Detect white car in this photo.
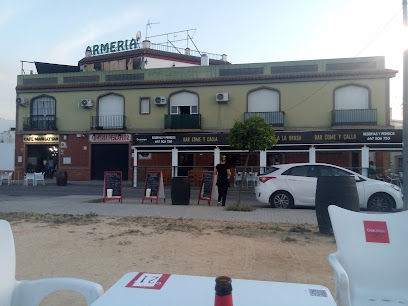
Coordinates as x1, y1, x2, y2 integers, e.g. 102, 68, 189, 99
255, 163, 403, 212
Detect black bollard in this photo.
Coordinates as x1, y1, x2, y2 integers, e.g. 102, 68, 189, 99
315, 176, 360, 235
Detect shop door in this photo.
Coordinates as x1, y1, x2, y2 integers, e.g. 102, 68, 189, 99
91, 144, 129, 180
26, 144, 58, 177
352, 151, 360, 173
178, 153, 194, 176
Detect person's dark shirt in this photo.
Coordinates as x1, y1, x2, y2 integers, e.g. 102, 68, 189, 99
216, 163, 230, 187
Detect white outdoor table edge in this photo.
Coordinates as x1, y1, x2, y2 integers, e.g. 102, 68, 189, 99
91, 272, 335, 306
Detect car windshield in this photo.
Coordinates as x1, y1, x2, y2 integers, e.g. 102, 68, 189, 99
260, 166, 280, 175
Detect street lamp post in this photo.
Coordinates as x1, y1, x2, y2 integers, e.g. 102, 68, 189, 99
403, 0, 408, 209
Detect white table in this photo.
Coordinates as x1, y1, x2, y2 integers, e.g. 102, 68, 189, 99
92, 272, 336, 306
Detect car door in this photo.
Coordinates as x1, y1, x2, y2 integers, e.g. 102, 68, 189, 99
316, 165, 365, 206
282, 165, 318, 205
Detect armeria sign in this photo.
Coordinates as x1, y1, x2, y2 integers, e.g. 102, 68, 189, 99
86, 38, 138, 56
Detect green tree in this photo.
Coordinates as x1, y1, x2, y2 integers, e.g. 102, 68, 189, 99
229, 115, 277, 205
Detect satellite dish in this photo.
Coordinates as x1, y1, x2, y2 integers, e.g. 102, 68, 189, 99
136, 31, 141, 41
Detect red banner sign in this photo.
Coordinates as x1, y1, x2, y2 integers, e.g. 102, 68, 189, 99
363, 221, 389, 243
89, 134, 131, 142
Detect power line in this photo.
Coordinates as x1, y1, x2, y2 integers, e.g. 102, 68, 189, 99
357, 8, 402, 56
283, 7, 402, 114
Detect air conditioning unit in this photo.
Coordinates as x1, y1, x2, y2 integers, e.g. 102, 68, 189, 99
80, 98, 93, 108
154, 96, 167, 105
216, 92, 229, 102
16, 97, 28, 106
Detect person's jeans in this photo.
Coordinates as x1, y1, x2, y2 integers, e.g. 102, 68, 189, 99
217, 186, 228, 206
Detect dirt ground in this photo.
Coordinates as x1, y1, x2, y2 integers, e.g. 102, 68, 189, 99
3, 213, 337, 305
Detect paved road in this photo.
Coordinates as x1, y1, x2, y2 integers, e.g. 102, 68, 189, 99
0, 181, 318, 225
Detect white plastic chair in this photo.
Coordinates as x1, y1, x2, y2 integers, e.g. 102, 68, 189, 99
0, 172, 12, 186
328, 205, 408, 306
246, 171, 258, 188
23, 173, 35, 186
34, 172, 45, 185
234, 172, 243, 187
0, 220, 104, 306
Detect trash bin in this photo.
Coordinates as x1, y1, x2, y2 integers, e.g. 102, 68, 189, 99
315, 176, 359, 235
56, 171, 68, 186
171, 176, 190, 205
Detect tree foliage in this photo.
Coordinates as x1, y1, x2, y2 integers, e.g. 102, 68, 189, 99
229, 116, 277, 152
228, 115, 277, 206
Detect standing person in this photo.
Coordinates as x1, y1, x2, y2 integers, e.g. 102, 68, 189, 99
215, 155, 232, 206
368, 161, 376, 179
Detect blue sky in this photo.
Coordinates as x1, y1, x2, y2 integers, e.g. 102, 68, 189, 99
0, 0, 404, 121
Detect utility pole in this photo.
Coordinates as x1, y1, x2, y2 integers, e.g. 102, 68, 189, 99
403, 0, 408, 209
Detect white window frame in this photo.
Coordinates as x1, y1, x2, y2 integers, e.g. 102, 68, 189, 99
169, 91, 198, 115
171, 105, 178, 115
140, 98, 150, 114
248, 88, 280, 112
334, 85, 369, 110
98, 94, 124, 127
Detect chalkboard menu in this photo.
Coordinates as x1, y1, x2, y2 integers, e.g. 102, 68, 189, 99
103, 171, 123, 203
202, 172, 213, 198
145, 171, 160, 197
198, 171, 215, 205
142, 171, 166, 204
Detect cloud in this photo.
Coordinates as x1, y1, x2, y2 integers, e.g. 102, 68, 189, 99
0, 0, 45, 28
46, 10, 145, 64
0, 8, 15, 27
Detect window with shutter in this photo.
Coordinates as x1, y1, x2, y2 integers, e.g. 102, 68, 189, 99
98, 94, 124, 128
140, 98, 150, 114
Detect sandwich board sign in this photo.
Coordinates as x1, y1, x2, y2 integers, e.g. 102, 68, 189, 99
142, 171, 166, 204
198, 171, 217, 205
103, 171, 123, 203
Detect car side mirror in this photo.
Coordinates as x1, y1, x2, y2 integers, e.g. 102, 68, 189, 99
354, 175, 364, 182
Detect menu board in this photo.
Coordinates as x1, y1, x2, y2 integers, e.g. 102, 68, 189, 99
103, 171, 123, 203
202, 172, 213, 198
146, 172, 160, 197
142, 171, 166, 204
198, 171, 215, 205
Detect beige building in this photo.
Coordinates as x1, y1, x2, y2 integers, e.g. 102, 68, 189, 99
14, 40, 401, 183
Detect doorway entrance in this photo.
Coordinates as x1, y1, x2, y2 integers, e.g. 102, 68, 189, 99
91, 144, 129, 180
26, 144, 58, 178
178, 153, 194, 176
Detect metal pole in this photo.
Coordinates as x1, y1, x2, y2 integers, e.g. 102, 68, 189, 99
403, 0, 408, 209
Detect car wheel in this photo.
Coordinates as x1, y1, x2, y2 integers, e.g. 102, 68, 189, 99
367, 194, 393, 212
269, 191, 293, 209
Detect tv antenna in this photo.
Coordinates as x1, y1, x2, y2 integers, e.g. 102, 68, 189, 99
148, 29, 198, 53
135, 30, 142, 47
145, 19, 160, 40
136, 31, 141, 41
20, 60, 35, 75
